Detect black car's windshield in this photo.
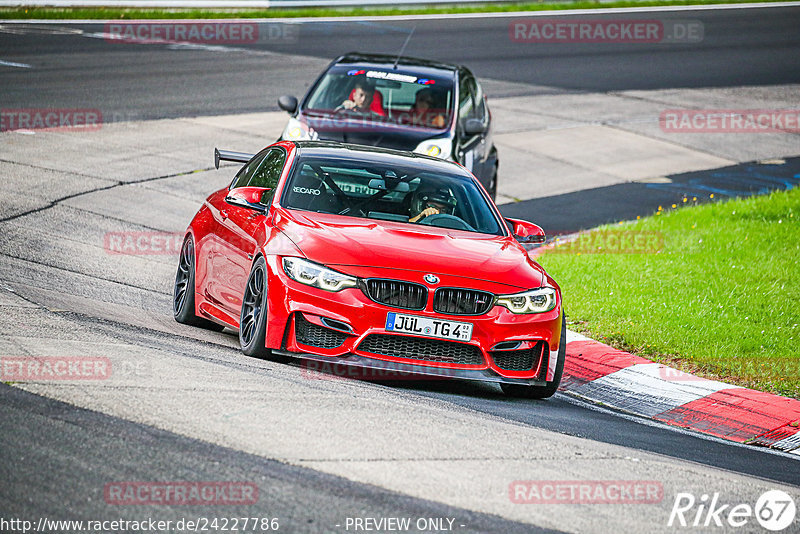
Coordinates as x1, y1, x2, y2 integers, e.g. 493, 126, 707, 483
304, 66, 454, 130
282, 155, 503, 236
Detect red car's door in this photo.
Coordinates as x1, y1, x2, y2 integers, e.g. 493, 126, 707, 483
202, 150, 268, 321
210, 147, 287, 322
208, 199, 256, 320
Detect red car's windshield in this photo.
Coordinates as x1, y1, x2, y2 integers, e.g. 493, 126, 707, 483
282, 155, 503, 236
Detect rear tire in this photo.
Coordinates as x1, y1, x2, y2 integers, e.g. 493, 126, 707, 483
239, 257, 273, 359
173, 236, 225, 331
501, 315, 566, 399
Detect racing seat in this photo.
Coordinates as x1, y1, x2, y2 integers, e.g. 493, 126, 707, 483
290, 170, 340, 213
348, 88, 386, 116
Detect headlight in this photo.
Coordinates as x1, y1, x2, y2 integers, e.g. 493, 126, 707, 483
281, 117, 316, 141
413, 139, 452, 160
496, 287, 557, 314
282, 257, 357, 292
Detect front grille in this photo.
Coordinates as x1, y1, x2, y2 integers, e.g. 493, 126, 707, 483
433, 288, 495, 315
357, 334, 483, 365
295, 314, 350, 349
363, 279, 427, 310
490, 342, 545, 372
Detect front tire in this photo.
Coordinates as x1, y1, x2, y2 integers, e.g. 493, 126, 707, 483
501, 315, 566, 399
173, 236, 224, 331
239, 256, 272, 358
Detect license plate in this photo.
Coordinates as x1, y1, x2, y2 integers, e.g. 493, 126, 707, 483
385, 312, 472, 342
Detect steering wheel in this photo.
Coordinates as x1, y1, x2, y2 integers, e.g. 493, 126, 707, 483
418, 213, 475, 232
334, 105, 368, 116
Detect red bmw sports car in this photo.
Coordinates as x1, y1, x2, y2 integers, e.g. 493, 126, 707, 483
174, 140, 565, 398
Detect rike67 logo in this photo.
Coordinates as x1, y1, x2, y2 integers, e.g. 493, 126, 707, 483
669, 490, 796, 531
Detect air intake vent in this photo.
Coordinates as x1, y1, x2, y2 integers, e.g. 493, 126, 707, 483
295, 314, 350, 349
358, 334, 483, 365
490, 342, 545, 372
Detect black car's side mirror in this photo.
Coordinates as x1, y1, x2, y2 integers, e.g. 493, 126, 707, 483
278, 95, 298, 114
464, 118, 486, 136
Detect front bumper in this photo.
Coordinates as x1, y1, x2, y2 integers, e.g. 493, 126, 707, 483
264, 256, 562, 384
276, 350, 551, 386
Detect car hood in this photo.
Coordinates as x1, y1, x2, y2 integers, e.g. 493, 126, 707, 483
277, 210, 545, 292
300, 111, 445, 152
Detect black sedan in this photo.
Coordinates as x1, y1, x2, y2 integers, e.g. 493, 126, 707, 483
277, 53, 499, 199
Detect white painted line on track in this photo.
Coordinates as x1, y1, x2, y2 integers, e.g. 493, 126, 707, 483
621, 362, 740, 394
1, 2, 799, 23
571, 362, 738, 417
0, 59, 31, 68
565, 329, 591, 343
558, 391, 800, 462
1, 26, 285, 56
771, 433, 800, 453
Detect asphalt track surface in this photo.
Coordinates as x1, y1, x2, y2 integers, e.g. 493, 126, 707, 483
2, 5, 800, 533
1, 6, 800, 120
0, 383, 551, 534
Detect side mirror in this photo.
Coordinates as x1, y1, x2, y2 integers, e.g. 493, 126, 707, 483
226, 186, 271, 212
506, 218, 545, 245
464, 118, 486, 136
278, 95, 298, 114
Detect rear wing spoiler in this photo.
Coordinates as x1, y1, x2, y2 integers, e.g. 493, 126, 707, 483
214, 148, 254, 169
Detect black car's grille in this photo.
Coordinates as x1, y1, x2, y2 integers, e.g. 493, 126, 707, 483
295, 314, 350, 349
490, 342, 545, 372
363, 279, 427, 310
357, 334, 484, 366
433, 288, 495, 316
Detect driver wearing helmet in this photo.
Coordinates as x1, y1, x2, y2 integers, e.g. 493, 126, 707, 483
409, 186, 457, 223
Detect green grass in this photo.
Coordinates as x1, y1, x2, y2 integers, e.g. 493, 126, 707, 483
538, 188, 800, 399
0, 0, 788, 20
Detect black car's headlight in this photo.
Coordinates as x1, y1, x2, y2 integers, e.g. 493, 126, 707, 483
413, 139, 452, 160
496, 287, 557, 314
281, 117, 317, 141
282, 257, 357, 292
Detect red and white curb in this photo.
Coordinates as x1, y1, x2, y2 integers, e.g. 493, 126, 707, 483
560, 330, 800, 454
